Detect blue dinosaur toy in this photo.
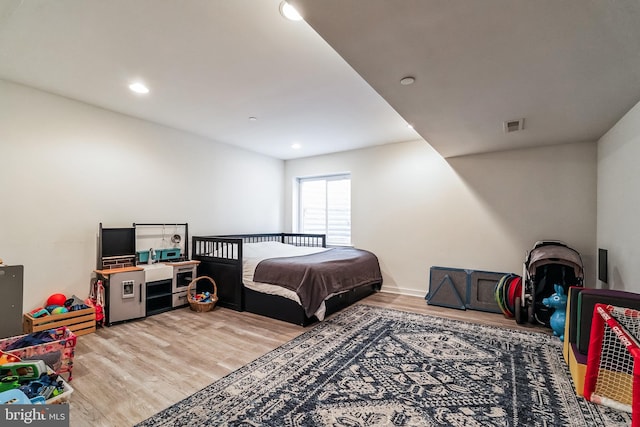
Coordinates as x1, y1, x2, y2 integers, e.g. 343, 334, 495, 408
542, 284, 567, 341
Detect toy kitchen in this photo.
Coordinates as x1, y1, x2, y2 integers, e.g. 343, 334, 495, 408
95, 223, 199, 325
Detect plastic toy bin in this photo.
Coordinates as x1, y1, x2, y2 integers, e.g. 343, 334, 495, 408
137, 250, 151, 263
0, 327, 77, 381
46, 371, 74, 404
156, 248, 181, 261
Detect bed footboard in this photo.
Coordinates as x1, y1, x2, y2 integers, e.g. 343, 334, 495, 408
192, 236, 244, 310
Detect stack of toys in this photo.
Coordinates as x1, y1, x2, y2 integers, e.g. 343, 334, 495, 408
0, 358, 68, 405
0, 327, 77, 381
193, 291, 213, 303
29, 293, 90, 319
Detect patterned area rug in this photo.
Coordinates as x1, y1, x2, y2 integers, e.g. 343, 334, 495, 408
136, 305, 630, 426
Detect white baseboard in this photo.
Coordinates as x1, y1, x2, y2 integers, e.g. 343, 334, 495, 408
379, 287, 426, 298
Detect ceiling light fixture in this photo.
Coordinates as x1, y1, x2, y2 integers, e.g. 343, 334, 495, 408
249, 116, 257, 121
291, 143, 301, 149
129, 82, 149, 94
279, 1, 303, 21
407, 124, 414, 129
400, 76, 415, 86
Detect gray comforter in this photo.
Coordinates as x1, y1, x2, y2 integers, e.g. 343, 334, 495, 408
253, 247, 382, 317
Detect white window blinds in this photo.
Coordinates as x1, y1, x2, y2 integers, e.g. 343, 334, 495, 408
298, 174, 351, 246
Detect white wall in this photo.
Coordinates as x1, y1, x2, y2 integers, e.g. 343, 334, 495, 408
1, 77, 603, 311
285, 140, 597, 296
0, 80, 284, 311
597, 99, 640, 292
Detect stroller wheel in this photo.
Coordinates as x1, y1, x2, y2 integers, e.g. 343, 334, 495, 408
514, 296, 524, 324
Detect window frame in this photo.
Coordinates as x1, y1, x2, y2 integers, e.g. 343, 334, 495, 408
296, 173, 351, 247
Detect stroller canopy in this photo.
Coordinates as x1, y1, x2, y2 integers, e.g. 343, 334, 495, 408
525, 241, 584, 279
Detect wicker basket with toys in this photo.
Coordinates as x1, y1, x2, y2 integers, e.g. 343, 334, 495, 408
187, 276, 218, 312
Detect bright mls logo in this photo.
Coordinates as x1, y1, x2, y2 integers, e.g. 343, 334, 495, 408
2, 405, 68, 426
5, 407, 46, 423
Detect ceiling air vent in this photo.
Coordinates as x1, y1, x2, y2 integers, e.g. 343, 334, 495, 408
504, 118, 525, 133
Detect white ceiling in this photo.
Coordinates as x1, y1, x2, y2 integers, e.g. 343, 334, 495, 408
291, 0, 640, 158
0, 0, 418, 160
2, 1, 639, 160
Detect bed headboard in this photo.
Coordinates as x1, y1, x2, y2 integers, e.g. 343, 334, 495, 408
191, 233, 326, 263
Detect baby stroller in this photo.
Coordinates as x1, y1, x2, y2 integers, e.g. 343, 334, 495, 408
515, 240, 584, 325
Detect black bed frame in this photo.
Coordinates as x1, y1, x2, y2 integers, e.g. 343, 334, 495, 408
191, 233, 381, 326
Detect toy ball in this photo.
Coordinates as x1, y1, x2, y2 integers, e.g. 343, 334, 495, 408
46, 293, 67, 307
51, 306, 68, 315
45, 305, 60, 313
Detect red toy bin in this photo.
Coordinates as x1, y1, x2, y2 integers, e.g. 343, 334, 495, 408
0, 326, 77, 381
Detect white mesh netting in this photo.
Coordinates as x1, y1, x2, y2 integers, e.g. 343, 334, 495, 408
590, 305, 640, 413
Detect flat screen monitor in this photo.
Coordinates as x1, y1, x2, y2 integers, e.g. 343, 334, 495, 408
598, 248, 608, 283
101, 227, 136, 258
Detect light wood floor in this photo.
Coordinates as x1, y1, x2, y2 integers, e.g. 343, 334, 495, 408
68, 293, 549, 427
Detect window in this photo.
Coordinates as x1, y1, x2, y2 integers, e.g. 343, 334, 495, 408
297, 174, 351, 246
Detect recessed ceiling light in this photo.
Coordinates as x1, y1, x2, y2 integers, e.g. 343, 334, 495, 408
249, 116, 257, 121
279, 1, 303, 21
400, 76, 415, 86
291, 143, 301, 149
129, 82, 149, 94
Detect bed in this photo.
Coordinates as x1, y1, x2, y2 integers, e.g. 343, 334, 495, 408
191, 233, 382, 326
